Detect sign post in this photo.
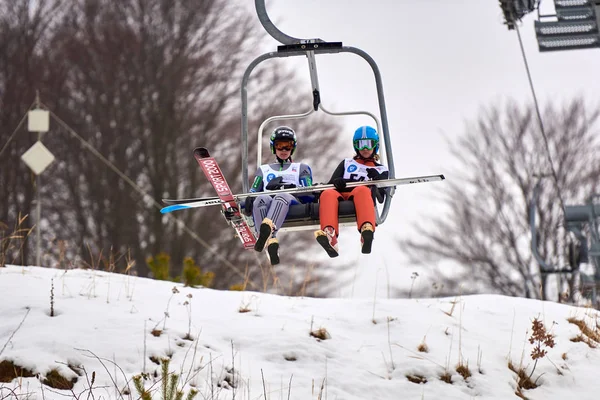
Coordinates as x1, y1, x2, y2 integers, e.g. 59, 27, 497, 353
22, 108, 52, 266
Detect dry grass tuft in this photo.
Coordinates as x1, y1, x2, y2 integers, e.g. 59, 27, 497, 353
456, 363, 471, 380
507, 316, 556, 397
43, 368, 76, 390
0, 360, 35, 383
508, 360, 537, 391
68, 363, 83, 377
561, 352, 568, 360
515, 386, 529, 400
310, 327, 331, 341
406, 374, 427, 384
238, 306, 251, 313
0, 215, 33, 268
150, 329, 162, 337
439, 370, 452, 384
570, 334, 596, 348
567, 316, 600, 347
149, 355, 160, 365
443, 298, 459, 317
238, 295, 257, 314
417, 342, 429, 353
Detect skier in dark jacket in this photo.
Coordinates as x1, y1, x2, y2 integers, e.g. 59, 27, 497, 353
243, 126, 313, 265
315, 126, 388, 257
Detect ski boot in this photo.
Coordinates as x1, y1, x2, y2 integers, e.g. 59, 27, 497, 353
267, 238, 280, 265
315, 226, 339, 258
254, 218, 275, 252
360, 222, 374, 254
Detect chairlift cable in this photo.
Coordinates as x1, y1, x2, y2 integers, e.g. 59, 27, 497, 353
513, 15, 566, 215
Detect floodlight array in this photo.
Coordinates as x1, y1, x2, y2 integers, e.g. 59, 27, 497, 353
536, 20, 597, 34
556, 7, 595, 19
555, 0, 591, 7
538, 35, 600, 50
535, 0, 600, 51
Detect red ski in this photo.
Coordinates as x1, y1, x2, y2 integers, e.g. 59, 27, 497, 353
193, 147, 256, 250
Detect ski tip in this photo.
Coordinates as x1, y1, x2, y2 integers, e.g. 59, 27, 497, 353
193, 147, 210, 158
440, 174, 446, 180
160, 204, 191, 214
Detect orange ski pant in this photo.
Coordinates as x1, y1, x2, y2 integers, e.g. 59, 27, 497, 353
319, 185, 375, 235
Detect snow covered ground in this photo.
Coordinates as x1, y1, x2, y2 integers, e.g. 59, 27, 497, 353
1, 265, 599, 400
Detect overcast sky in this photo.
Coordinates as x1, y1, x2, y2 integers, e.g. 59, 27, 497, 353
242, 0, 600, 297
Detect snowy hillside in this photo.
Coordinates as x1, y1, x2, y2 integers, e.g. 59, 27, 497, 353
1, 265, 599, 400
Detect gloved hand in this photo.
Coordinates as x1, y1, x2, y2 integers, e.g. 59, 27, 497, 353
371, 186, 386, 204
266, 176, 284, 190
332, 177, 347, 190
367, 168, 383, 180
243, 196, 255, 216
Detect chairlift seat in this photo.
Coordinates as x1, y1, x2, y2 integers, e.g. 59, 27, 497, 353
278, 200, 360, 232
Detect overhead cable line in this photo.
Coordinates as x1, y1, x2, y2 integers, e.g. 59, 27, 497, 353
513, 15, 567, 215
0, 99, 37, 157
5, 100, 262, 289
45, 104, 263, 289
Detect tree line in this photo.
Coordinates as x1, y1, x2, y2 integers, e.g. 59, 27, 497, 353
0, 0, 347, 294
5, 1, 594, 303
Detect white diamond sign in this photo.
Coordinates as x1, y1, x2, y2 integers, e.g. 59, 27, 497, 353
21, 141, 55, 175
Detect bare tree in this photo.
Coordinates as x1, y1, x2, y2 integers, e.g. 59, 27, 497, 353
1, 0, 347, 294
0, 0, 67, 265
400, 98, 600, 300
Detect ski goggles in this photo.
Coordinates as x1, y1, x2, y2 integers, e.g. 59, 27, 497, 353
354, 139, 378, 150
274, 141, 294, 151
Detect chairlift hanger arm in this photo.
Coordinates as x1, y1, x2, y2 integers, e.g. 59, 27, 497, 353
255, 0, 324, 45
246, 0, 396, 225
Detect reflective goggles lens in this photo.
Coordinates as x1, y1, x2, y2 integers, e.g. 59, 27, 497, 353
354, 139, 377, 150
274, 141, 294, 151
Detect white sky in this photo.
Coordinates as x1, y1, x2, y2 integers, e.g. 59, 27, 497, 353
242, 0, 600, 296
1, 265, 600, 400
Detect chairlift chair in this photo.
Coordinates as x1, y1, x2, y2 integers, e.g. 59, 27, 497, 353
242, 0, 396, 232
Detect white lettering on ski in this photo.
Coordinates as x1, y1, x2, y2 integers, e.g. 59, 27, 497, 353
202, 160, 231, 196
239, 228, 253, 243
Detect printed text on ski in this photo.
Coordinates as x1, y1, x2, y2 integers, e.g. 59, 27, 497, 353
201, 159, 231, 196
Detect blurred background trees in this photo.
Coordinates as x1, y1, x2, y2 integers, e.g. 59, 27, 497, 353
0, 0, 346, 294
400, 98, 600, 301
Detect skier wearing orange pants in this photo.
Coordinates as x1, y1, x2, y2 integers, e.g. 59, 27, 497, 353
315, 126, 389, 257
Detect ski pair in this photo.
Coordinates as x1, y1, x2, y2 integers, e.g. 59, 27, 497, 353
193, 147, 256, 250
194, 147, 280, 261
160, 174, 446, 214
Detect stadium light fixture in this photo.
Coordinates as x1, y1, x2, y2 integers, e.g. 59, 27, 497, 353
534, 0, 600, 51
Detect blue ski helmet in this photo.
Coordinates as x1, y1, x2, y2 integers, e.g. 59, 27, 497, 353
352, 126, 379, 154
270, 126, 297, 155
